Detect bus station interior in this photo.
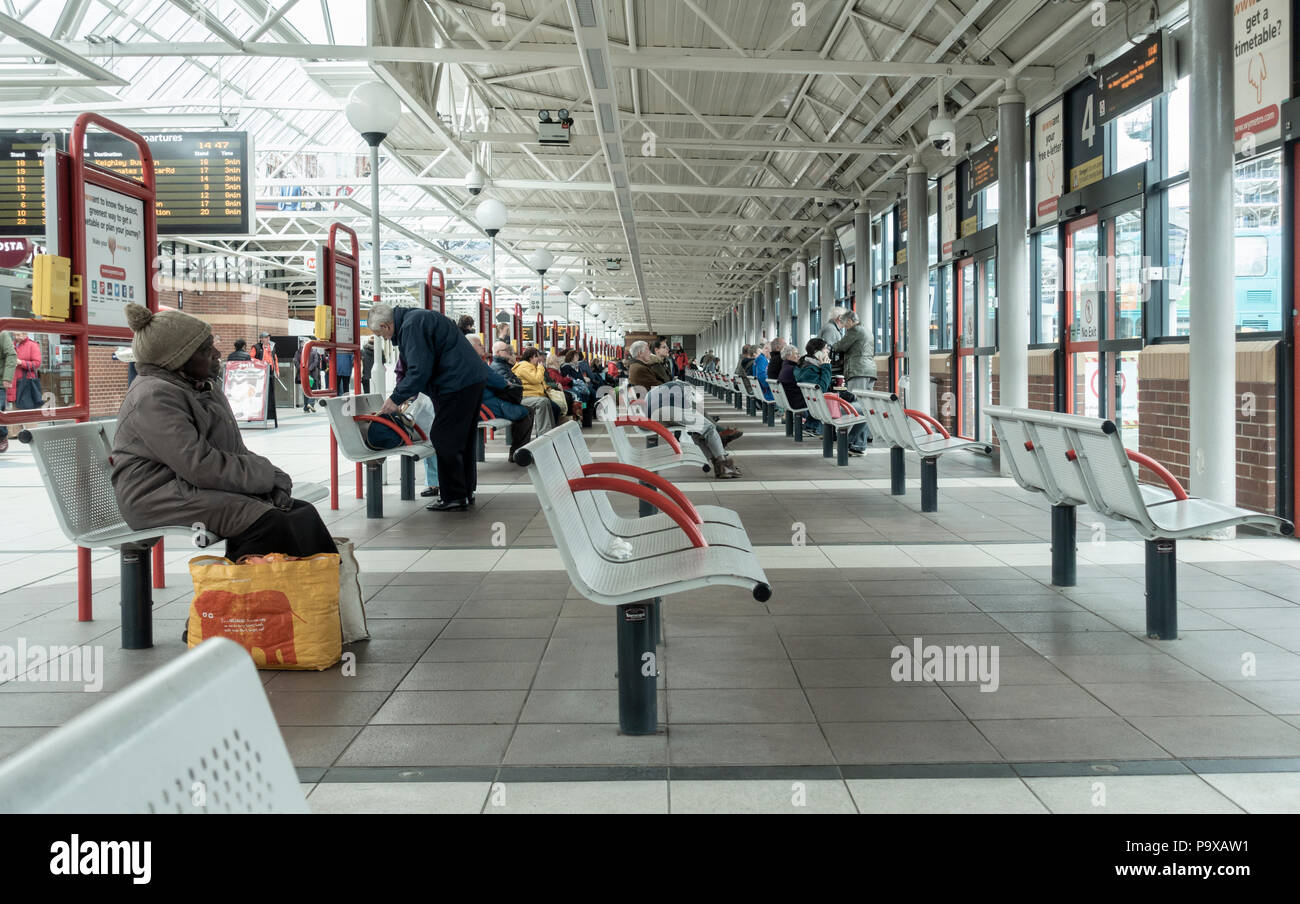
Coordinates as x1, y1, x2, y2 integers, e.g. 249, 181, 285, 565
1, 0, 1300, 815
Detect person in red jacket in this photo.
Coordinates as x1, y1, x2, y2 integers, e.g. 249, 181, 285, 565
7, 331, 42, 411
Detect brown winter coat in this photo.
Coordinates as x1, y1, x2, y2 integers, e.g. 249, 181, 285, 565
111, 363, 279, 537
628, 354, 670, 390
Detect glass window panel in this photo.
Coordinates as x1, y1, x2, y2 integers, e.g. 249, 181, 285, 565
983, 182, 999, 229
1166, 181, 1190, 335
1167, 76, 1190, 177
1114, 100, 1153, 171
1038, 230, 1059, 342
941, 266, 953, 349
1233, 151, 1283, 332
1112, 210, 1143, 340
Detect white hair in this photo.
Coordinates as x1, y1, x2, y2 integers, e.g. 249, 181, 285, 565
781, 345, 800, 361
628, 340, 649, 357
827, 305, 847, 324
368, 303, 394, 328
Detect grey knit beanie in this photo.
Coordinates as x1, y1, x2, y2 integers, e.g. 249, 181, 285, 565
125, 303, 211, 371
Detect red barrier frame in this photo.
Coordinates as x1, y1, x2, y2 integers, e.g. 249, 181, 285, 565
424, 266, 445, 314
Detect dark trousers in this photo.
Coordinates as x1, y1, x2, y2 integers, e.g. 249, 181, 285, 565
265, 375, 278, 426
509, 412, 534, 453
224, 499, 337, 562
336, 375, 351, 395
432, 381, 485, 501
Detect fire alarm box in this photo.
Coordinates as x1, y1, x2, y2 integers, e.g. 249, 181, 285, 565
313, 304, 332, 339
32, 254, 78, 322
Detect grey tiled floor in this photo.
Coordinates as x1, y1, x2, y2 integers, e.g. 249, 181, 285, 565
2, 394, 1300, 813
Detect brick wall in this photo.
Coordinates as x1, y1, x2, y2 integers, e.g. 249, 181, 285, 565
1138, 341, 1279, 515
80, 277, 289, 419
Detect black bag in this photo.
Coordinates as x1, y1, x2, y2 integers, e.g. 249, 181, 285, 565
498, 381, 524, 405
836, 389, 857, 404
829, 351, 845, 377
366, 412, 418, 450
14, 375, 42, 411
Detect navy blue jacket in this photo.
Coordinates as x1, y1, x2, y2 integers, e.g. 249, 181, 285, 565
482, 358, 528, 421
390, 307, 489, 405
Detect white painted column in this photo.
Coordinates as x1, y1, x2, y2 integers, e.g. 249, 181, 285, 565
907, 164, 931, 412
779, 267, 791, 345
854, 206, 869, 315
1188, 0, 1236, 509
997, 85, 1029, 423
819, 228, 836, 318
795, 251, 811, 347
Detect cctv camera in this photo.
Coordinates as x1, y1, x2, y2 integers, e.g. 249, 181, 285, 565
927, 113, 957, 154
465, 165, 486, 195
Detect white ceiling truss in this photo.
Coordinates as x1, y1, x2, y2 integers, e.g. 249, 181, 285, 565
0, 1, 1174, 333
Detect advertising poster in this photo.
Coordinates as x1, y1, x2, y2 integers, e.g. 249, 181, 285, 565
223, 359, 269, 423
1033, 99, 1064, 224
333, 260, 354, 344
1233, 0, 1290, 151
940, 171, 957, 258
84, 183, 145, 329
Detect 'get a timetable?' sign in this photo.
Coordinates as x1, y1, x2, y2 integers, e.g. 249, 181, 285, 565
1234, 0, 1290, 152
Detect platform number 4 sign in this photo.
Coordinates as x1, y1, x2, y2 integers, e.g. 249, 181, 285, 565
1080, 93, 1097, 149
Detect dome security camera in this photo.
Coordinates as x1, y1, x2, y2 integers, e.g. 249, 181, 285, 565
927, 112, 957, 154
465, 165, 486, 196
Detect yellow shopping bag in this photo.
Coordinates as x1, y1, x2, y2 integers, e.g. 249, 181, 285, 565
187, 554, 342, 670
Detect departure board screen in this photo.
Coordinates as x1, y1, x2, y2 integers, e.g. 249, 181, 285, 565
0, 132, 49, 235
0, 130, 251, 236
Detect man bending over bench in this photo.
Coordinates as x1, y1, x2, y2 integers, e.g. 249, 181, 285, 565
111, 304, 336, 561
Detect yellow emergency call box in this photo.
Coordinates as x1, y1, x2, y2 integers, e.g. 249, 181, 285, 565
31, 254, 78, 322
313, 304, 333, 339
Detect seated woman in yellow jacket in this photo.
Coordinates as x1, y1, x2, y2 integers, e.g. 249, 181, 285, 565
511, 346, 563, 433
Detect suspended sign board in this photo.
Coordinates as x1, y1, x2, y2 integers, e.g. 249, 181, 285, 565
84, 183, 146, 329
1234, 0, 1290, 152
1096, 32, 1164, 126
1033, 99, 1064, 225
0, 130, 251, 236
940, 171, 957, 258
969, 141, 998, 194
958, 159, 978, 239
1065, 76, 1105, 193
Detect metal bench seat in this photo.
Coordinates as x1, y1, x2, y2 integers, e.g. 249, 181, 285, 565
321, 394, 435, 517
799, 382, 869, 466
516, 422, 770, 607
770, 383, 808, 443
321, 393, 435, 464
556, 422, 750, 548
0, 637, 307, 813
602, 416, 712, 473
862, 389, 990, 510
515, 421, 770, 736
23, 419, 326, 648
984, 405, 1292, 639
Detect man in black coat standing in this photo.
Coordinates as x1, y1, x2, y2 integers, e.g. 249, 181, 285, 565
370, 303, 488, 512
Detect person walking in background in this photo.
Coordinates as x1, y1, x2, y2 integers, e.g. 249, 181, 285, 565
227, 338, 251, 362
335, 348, 354, 395
8, 331, 42, 413
252, 331, 279, 424
752, 341, 773, 403
361, 336, 375, 395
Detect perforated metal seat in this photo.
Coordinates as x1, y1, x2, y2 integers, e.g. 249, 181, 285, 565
0, 638, 307, 813
515, 421, 770, 607
601, 417, 712, 473
320, 394, 435, 464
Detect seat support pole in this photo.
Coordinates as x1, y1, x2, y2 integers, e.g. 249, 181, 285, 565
639, 436, 658, 517
77, 546, 92, 622
152, 541, 166, 589
784, 409, 794, 437
475, 428, 486, 462
794, 413, 804, 443
746, 395, 755, 417
837, 427, 849, 466
1050, 504, 1077, 587
920, 457, 938, 512
120, 547, 153, 650
581, 400, 594, 429
365, 461, 383, 519
822, 423, 834, 458
399, 456, 415, 500
616, 601, 657, 735
890, 446, 905, 495
1145, 538, 1178, 640
734, 390, 742, 411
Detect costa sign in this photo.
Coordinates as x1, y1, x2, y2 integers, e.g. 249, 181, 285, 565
0, 237, 34, 268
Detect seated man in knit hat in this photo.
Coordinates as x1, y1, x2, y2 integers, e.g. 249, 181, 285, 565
111, 303, 336, 563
